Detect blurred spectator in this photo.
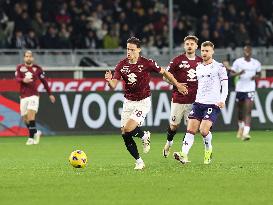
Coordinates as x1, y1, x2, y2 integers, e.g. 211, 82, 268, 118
31, 12, 46, 37
11, 30, 26, 48
234, 24, 250, 46
40, 25, 60, 48
174, 21, 188, 46
25, 29, 40, 49
103, 30, 119, 49
58, 25, 72, 48
84, 29, 99, 49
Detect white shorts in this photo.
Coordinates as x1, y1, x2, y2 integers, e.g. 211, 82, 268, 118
20, 95, 39, 116
121, 97, 151, 127
169, 101, 192, 126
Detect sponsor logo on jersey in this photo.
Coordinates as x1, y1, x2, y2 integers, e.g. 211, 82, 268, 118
121, 66, 130, 74
20, 67, 28, 72
179, 61, 190, 69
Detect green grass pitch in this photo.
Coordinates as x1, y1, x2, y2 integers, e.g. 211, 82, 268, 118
1, 131, 273, 205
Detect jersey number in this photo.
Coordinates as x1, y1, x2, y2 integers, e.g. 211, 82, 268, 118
207, 108, 213, 114
135, 110, 143, 117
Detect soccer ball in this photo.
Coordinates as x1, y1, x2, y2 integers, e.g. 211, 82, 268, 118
69, 150, 88, 168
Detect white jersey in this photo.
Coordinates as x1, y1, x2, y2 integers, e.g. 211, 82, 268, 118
232, 57, 261, 92
195, 59, 228, 104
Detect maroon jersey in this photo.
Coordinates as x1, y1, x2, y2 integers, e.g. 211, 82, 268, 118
15, 64, 51, 98
113, 56, 161, 101
167, 54, 202, 103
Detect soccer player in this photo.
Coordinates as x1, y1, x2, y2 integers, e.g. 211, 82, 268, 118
15, 50, 55, 145
105, 37, 188, 170
231, 45, 261, 140
162, 35, 202, 157
173, 41, 228, 164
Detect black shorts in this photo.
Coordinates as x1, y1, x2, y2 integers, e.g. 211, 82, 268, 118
236, 92, 255, 102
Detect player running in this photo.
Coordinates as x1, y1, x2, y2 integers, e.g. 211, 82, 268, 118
162, 35, 202, 157
15, 50, 55, 145
173, 41, 228, 164
105, 37, 188, 170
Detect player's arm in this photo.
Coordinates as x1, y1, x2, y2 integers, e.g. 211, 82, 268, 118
217, 79, 228, 108
163, 60, 175, 84
251, 71, 261, 80
159, 68, 188, 95
230, 69, 245, 77
217, 65, 229, 108
105, 70, 119, 89
38, 69, 55, 103
230, 60, 245, 77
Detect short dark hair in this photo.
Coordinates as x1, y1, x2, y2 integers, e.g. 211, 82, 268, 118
201, 41, 214, 48
184, 35, 199, 44
127, 37, 141, 48
24, 50, 33, 56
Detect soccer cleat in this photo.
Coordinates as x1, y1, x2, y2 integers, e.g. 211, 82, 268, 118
134, 161, 145, 170
142, 131, 151, 153
242, 134, 251, 141
26, 138, 34, 145
163, 143, 171, 158
34, 130, 42, 145
236, 128, 243, 139
173, 152, 189, 164
204, 149, 212, 164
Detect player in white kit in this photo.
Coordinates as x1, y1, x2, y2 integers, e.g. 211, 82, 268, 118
173, 41, 229, 164
231, 45, 261, 140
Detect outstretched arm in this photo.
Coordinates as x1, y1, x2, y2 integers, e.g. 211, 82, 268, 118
159, 68, 188, 95
39, 70, 55, 103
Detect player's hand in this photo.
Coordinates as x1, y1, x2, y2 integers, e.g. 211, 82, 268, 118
239, 70, 245, 75
105, 70, 112, 82
177, 83, 188, 95
216, 102, 225, 108
23, 78, 33, 83
49, 95, 56, 103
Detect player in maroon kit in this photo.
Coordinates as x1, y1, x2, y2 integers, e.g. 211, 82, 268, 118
105, 37, 188, 170
162, 35, 202, 157
15, 50, 55, 145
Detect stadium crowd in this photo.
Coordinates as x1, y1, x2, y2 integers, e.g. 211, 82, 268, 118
0, 0, 272, 49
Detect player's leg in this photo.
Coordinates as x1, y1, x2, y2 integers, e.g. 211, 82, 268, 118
26, 96, 41, 145
236, 93, 245, 139
173, 119, 200, 164
242, 96, 254, 140
173, 103, 201, 164
20, 97, 33, 145
120, 98, 151, 170
200, 105, 220, 164
163, 102, 183, 157
182, 104, 193, 126
200, 120, 213, 164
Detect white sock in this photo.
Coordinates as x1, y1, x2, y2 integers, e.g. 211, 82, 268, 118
167, 140, 173, 147
181, 133, 194, 155
243, 126, 250, 136
203, 132, 212, 151
136, 157, 143, 164
238, 121, 245, 129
